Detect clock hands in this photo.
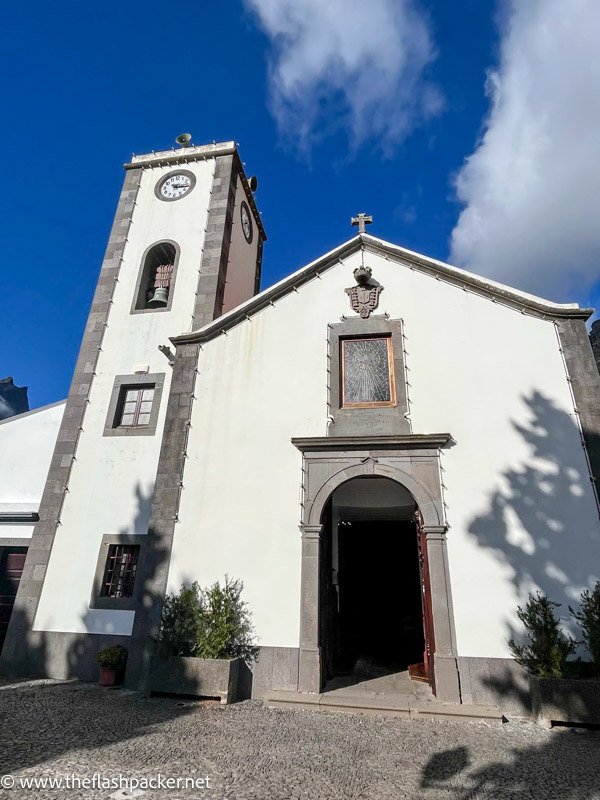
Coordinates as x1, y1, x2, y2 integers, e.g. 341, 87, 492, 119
158, 172, 195, 200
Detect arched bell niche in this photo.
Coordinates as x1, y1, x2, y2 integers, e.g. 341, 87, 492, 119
131, 240, 180, 313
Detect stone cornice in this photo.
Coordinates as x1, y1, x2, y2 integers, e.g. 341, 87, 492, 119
291, 434, 452, 452
125, 141, 236, 170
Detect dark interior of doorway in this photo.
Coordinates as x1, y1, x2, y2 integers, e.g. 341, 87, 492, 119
323, 520, 424, 685
0, 547, 28, 655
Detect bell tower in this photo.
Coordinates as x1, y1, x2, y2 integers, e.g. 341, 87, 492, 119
0, 137, 266, 679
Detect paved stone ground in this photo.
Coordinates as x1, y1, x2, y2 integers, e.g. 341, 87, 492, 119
0, 679, 599, 800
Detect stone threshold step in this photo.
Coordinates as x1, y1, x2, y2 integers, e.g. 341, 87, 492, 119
265, 690, 504, 724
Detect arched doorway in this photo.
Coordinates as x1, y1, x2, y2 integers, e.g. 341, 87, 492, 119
294, 436, 461, 703
319, 477, 432, 691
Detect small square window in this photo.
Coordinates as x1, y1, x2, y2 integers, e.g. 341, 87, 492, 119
341, 336, 396, 408
103, 373, 164, 437
116, 385, 155, 428
100, 544, 140, 599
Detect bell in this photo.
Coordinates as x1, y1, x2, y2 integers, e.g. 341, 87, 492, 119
147, 286, 169, 308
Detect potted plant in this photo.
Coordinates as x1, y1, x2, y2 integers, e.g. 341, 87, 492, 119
509, 588, 600, 725
151, 577, 257, 703
96, 645, 128, 687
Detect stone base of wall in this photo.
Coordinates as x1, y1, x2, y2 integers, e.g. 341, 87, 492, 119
457, 656, 531, 716
251, 647, 300, 699
2, 635, 533, 719
0, 630, 130, 683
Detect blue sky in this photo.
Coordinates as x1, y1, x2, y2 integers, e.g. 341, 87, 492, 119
2, 0, 599, 409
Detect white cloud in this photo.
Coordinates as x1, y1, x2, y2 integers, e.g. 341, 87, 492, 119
450, 0, 600, 301
245, 0, 441, 153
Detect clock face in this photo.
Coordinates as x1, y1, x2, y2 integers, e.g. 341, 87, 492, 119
156, 170, 196, 201
240, 201, 253, 244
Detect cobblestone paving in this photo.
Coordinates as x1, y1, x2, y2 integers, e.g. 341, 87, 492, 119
0, 679, 599, 799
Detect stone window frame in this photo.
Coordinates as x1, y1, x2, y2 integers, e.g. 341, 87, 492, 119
130, 239, 181, 315
103, 373, 165, 438
90, 533, 145, 611
328, 316, 410, 436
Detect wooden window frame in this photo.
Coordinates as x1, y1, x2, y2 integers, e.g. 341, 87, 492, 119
116, 385, 155, 429
103, 373, 165, 438
340, 334, 397, 409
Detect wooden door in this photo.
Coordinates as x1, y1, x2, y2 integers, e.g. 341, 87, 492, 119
409, 510, 435, 689
0, 547, 27, 654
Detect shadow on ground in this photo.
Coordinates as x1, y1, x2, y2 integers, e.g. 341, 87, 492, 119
421, 732, 600, 799
0, 680, 199, 777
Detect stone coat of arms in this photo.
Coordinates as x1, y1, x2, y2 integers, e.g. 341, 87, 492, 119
345, 266, 383, 318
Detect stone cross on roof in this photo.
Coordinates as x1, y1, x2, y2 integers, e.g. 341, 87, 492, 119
351, 213, 373, 234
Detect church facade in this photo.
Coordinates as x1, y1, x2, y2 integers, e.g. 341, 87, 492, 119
1, 139, 600, 714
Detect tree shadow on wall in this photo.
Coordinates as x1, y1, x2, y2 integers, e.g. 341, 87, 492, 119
0, 483, 198, 778
466, 391, 600, 703
416, 392, 600, 799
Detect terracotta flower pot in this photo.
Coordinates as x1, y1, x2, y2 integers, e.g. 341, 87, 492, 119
99, 667, 120, 687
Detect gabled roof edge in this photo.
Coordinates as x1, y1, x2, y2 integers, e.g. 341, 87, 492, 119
171, 235, 592, 347
0, 398, 67, 428
172, 237, 364, 345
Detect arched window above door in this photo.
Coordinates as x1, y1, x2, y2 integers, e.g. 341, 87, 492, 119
131, 241, 179, 313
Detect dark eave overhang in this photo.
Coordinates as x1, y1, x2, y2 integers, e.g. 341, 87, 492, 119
0, 512, 39, 524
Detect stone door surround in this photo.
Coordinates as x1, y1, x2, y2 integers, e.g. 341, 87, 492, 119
292, 434, 462, 703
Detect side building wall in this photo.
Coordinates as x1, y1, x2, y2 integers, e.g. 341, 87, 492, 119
0, 402, 65, 540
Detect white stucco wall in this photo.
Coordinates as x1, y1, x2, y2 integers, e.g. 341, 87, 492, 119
34, 158, 218, 636
169, 249, 600, 658
0, 402, 65, 539
222, 175, 261, 314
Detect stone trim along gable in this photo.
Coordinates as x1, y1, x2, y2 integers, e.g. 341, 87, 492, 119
173, 235, 592, 349
0, 167, 143, 678
125, 341, 200, 691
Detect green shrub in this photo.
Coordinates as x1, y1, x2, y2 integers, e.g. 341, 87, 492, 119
570, 581, 600, 666
508, 592, 575, 677
96, 645, 128, 671
156, 582, 203, 658
196, 577, 258, 663
157, 577, 258, 663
